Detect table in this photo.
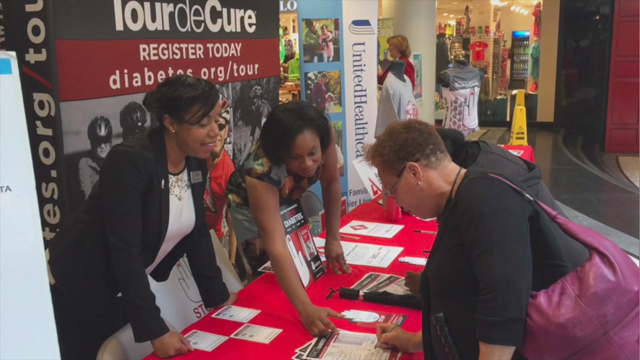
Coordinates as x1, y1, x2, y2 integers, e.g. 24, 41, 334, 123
144, 202, 436, 360
501, 144, 535, 163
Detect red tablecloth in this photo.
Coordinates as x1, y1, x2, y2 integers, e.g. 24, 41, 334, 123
144, 203, 436, 360
501, 145, 535, 163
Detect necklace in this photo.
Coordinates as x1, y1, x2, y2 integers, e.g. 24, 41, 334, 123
447, 167, 464, 202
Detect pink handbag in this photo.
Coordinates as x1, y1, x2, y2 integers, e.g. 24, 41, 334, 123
490, 174, 639, 360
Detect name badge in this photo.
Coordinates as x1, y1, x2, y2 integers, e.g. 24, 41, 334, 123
190, 170, 203, 184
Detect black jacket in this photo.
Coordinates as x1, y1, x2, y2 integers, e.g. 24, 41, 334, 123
49, 127, 229, 343
436, 128, 589, 270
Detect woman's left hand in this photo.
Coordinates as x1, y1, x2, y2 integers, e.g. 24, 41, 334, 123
324, 239, 352, 274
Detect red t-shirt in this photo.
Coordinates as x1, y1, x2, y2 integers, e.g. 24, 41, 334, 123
469, 41, 489, 62
204, 150, 235, 239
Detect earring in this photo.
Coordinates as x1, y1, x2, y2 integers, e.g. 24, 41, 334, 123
171, 128, 176, 133
417, 181, 422, 186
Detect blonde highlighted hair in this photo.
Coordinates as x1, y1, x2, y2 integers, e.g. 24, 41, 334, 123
387, 35, 411, 58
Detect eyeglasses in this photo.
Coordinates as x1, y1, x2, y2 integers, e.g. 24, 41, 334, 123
383, 164, 407, 198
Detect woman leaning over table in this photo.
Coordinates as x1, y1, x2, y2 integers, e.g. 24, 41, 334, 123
367, 120, 571, 360
226, 101, 352, 337
48, 75, 236, 360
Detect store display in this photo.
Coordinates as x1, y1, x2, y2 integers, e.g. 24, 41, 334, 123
469, 41, 489, 62
375, 60, 418, 138
532, 2, 542, 39
499, 47, 509, 92
463, 5, 471, 35
439, 59, 482, 135
530, 42, 540, 80
509, 31, 531, 90
445, 23, 454, 36
436, 34, 451, 78
433, 0, 545, 125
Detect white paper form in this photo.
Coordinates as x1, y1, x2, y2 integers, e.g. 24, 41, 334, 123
314, 238, 403, 268
339, 221, 404, 239
184, 330, 227, 352
212, 305, 260, 323
304, 330, 401, 360
230, 324, 282, 344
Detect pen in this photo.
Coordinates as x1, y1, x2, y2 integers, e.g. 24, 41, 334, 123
375, 325, 398, 349
413, 230, 436, 234
340, 235, 361, 240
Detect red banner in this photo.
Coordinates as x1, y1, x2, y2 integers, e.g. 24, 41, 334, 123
56, 38, 280, 101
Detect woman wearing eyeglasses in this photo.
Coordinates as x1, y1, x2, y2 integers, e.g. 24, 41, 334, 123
368, 120, 571, 360
226, 101, 352, 337
48, 75, 237, 360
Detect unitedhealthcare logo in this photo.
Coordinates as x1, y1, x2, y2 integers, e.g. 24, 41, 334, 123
348, 20, 374, 35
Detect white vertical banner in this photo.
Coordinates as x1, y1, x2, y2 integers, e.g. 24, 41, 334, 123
0, 52, 61, 359
343, 1, 379, 210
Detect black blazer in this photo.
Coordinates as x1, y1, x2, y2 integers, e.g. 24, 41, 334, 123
49, 127, 229, 343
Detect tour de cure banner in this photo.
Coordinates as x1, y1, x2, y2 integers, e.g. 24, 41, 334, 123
2, 0, 280, 331
2, 0, 281, 249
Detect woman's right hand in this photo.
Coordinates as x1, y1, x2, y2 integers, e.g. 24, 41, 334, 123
151, 331, 194, 358
298, 304, 344, 337
376, 324, 422, 353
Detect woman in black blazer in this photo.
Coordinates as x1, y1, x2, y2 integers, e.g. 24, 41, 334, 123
49, 75, 236, 359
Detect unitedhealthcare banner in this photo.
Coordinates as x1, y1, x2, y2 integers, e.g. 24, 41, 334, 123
342, 1, 378, 209
297, 0, 378, 210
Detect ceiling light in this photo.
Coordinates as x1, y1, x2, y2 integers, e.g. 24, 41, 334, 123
515, 6, 521, 11
511, 5, 516, 10
450, 14, 454, 17
443, 13, 448, 16
524, 10, 529, 15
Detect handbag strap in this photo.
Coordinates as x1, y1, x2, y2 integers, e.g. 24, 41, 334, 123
485, 173, 561, 223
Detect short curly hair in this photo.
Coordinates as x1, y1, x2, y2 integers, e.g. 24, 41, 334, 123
365, 120, 449, 174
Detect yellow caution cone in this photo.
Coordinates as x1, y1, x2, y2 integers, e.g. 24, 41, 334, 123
509, 105, 529, 145
515, 89, 526, 108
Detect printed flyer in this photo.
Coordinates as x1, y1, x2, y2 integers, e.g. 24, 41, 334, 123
281, 200, 325, 287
